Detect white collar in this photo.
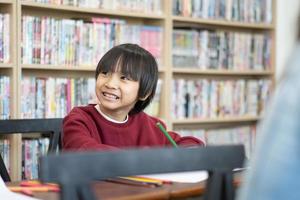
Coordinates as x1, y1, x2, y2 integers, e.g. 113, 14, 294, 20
95, 104, 128, 124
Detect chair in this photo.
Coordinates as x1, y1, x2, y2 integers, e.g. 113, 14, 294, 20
39, 145, 245, 200
0, 118, 63, 182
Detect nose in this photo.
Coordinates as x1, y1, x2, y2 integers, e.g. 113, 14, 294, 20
105, 74, 119, 89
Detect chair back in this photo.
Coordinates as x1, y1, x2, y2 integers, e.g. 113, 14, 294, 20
0, 154, 10, 182
39, 145, 245, 200
0, 118, 63, 182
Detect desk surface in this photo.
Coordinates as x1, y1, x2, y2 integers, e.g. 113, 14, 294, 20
8, 173, 241, 200
8, 181, 205, 200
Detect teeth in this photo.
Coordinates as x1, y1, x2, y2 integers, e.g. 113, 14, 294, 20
103, 92, 119, 99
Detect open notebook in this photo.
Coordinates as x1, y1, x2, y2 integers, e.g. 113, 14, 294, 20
138, 170, 208, 183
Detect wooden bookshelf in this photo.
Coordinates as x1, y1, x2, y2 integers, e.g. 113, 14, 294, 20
0, 63, 14, 68
172, 16, 275, 30
172, 116, 261, 125
21, 1, 166, 19
172, 68, 274, 76
0, 0, 13, 3
168, 0, 275, 160
22, 64, 97, 71
0, 0, 276, 180
0, 0, 17, 111
0, 0, 19, 181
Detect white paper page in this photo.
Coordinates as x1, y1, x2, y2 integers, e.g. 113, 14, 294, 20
139, 170, 208, 183
0, 177, 40, 200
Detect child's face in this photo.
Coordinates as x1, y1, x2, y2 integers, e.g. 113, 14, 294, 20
95, 70, 140, 121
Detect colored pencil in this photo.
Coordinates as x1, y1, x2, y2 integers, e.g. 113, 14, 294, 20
156, 122, 178, 147
119, 176, 163, 185
105, 177, 160, 188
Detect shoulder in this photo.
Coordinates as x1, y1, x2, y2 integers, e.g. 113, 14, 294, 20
63, 104, 104, 134
69, 104, 96, 115
64, 104, 98, 122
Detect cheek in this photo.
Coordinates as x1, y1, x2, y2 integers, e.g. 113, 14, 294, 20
95, 84, 99, 94
95, 79, 104, 89
133, 84, 140, 97
95, 81, 103, 96
123, 84, 139, 99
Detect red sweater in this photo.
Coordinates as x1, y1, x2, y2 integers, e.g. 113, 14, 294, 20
62, 104, 204, 151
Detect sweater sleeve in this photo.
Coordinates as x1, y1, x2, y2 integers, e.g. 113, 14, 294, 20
169, 131, 205, 147
62, 111, 120, 151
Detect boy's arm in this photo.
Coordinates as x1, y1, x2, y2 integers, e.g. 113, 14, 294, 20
157, 120, 205, 147
168, 131, 205, 147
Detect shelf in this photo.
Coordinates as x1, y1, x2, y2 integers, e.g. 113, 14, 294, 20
172, 116, 261, 125
22, 64, 166, 73
172, 68, 273, 76
22, 64, 96, 71
172, 16, 275, 30
21, 1, 166, 19
158, 68, 166, 73
0, 0, 13, 4
0, 63, 13, 69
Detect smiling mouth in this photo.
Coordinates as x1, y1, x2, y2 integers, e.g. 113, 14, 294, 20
102, 92, 120, 100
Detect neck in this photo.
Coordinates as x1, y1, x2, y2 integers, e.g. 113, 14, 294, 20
95, 104, 128, 123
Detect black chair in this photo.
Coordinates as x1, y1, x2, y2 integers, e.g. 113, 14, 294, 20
0, 118, 63, 182
39, 145, 245, 200
0, 154, 10, 182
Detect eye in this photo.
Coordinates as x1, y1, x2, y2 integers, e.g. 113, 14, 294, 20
100, 71, 108, 76
120, 75, 131, 81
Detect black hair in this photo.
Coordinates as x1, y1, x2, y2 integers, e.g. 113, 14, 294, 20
95, 43, 159, 115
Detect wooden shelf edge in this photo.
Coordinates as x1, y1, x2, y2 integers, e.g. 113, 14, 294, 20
158, 67, 166, 73
21, 1, 166, 19
172, 68, 274, 76
172, 116, 261, 124
22, 64, 167, 73
0, 0, 13, 4
172, 16, 275, 29
0, 63, 14, 68
22, 64, 96, 71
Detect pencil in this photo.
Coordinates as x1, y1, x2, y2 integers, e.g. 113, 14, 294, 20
156, 122, 178, 147
119, 176, 163, 185
8, 186, 59, 192
135, 176, 173, 184
105, 177, 160, 188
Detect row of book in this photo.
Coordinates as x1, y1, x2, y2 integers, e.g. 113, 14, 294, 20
0, 76, 10, 119
25, 0, 162, 14
21, 76, 97, 118
22, 138, 49, 180
176, 124, 256, 158
22, 15, 163, 66
173, 29, 271, 70
21, 76, 162, 118
0, 13, 10, 63
173, 0, 272, 23
172, 78, 272, 119
0, 137, 49, 179
0, 139, 10, 173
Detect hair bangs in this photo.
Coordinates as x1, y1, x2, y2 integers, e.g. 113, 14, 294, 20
116, 52, 143, 81
98, 55, 121, 73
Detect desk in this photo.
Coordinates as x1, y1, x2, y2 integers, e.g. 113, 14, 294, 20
8, 173, 242, 200
8, 181, 203, 200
